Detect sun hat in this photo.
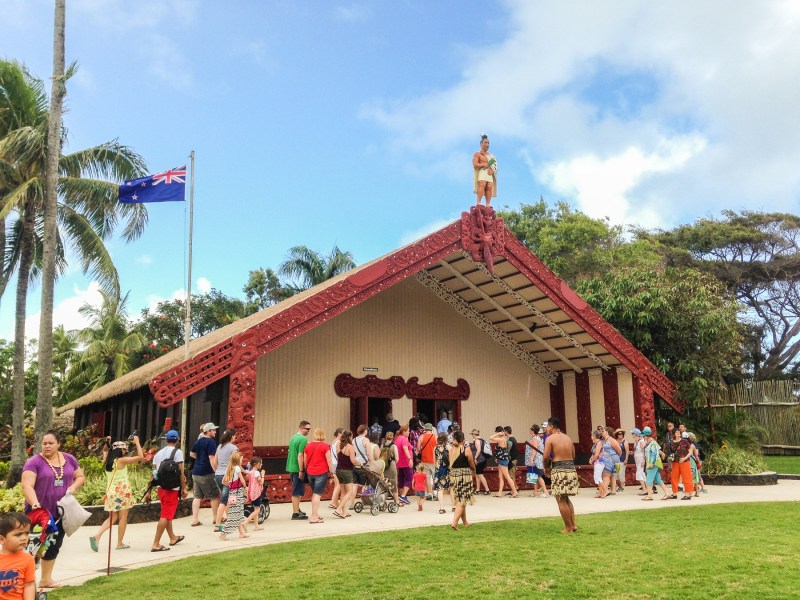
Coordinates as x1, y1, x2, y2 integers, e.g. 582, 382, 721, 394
631, 428, 642, 436
202, 422, 219, 433
614, 428, 625, 435
423, 422, 433, 431
165, 430, 179, 441
642, 426, 653, 436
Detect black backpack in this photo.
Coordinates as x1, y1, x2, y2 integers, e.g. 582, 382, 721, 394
156, 448, 181, 489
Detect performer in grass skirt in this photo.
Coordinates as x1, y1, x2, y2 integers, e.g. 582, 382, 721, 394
448, 431, 476, 531
433, 433, 452, 514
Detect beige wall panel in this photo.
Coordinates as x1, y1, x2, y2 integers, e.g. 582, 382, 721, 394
254, 278, 553, 445
563, 373, 579, 443
588, 370, 606, 428
617, 368, 636, 431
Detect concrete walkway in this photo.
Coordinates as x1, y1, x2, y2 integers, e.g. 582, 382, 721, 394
53, 480, 800, 588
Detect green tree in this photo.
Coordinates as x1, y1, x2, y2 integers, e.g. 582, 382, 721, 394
243, 267, 290, 312
66, 291, 144, 394
499, 200, 661, 286
640, 210, 800, 378
132, 290, 249, 367
0, 59, 148, 484
577, 266, 742, 408
52, 324, 78, 406
278, 245, 355, 294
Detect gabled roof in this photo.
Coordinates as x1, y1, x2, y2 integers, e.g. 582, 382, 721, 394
59, 206, 679, 414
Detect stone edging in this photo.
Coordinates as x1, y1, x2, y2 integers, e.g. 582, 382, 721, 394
704, 472, 778, 486
84, 499, 193, 526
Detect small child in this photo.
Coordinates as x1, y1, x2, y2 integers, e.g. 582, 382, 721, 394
243, 457, 265, 532
0, 512, 35, 600
220, 452, 249, 541
412, 463, 427, 511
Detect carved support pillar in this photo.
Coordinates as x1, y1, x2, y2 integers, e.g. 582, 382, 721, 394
549, 373, 566, 434
632, 374, 655, 430
575, 371, 592, 453
228, 363, 256, 460
602, 368, 620, 429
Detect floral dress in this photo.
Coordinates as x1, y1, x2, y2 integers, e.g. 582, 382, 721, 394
105, 460, 135, 512
433, 444, 450, 490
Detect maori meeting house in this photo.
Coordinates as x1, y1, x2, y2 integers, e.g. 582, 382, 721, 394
59, 205, 682, 489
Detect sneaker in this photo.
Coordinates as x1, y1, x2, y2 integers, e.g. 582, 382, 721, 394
616, 487, 624, 493
701, 489, 708, 494
399, 496, 410, 505
291, 512, 308, 520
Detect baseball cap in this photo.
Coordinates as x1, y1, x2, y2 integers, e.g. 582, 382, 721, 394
631, 428, 642, 436
165, 430, 179, 441
202, 422, 219, 433
541, 421, 549, 429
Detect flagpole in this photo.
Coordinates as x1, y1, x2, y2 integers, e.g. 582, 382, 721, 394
181, 150, 195, 456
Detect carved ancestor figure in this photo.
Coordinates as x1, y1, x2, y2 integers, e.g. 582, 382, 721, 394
473, 133, 497, 205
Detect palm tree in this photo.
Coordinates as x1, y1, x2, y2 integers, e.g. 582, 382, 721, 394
37, 0, 67, 450
278, 245, 356, 295
0, 60, 148, 485
65, 291, 144, 394
52, 324, 78, 406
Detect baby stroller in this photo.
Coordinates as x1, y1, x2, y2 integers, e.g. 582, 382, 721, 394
353, 466, 399, 516
25, 507, 61, 600
243, 483, 270, 524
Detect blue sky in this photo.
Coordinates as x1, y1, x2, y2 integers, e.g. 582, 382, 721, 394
1, 0, 799, 339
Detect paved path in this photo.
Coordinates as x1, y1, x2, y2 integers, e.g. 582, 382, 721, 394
53, 480, 800, 588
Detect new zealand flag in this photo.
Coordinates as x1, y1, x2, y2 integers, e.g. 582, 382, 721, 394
119, 165, 186, 204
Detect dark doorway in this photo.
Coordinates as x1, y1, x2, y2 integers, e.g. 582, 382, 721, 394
415, 399, 457, 428
350, 397, 393, 433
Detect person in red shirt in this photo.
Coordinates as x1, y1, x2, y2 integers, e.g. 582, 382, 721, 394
0, 512, 35, 600
412, 464, 428, 511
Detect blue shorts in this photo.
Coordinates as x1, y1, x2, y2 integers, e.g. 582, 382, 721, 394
290, 472, 305, 497
307, 473, 327, 496
645, 467, 664, 486
215, 475, 230, 504
497, 459, 510, 467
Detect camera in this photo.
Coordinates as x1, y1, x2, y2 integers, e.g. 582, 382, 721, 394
127, 430, 138, 441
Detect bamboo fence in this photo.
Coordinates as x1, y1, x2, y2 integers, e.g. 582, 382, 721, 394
710, 380, 800, 448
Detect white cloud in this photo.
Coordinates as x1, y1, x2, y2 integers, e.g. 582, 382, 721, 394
196, 277, 212, 294
22, 281, 103, 339
134, 254, 153, 267
334, 4, 370, 22
365, 1, 800, 228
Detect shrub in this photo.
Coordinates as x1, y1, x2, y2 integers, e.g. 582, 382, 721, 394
0, 460, 9, 482
74, 465, 153, 507
78, 456, 105, 478
704, 443, 768, 476
0, 484, 25, 512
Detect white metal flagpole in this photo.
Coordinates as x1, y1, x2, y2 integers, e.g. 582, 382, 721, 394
180, 150, 195, 456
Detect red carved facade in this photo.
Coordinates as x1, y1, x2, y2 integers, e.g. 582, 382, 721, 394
633, 375, 656, 430
405, 377, 470, 401
501, 234, 680, 412
151, 223, 463, 407
333, 374, 406, 399
228, 363, 256, 461
549, 373, 566, 434
575, 372, 592, 453
602, 369, 621, 429
461, 204, 505, 275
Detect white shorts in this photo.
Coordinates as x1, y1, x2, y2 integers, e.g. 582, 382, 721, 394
593, 462, 604, 484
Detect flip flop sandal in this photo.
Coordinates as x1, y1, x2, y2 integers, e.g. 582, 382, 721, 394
170, 535, 185, 546
116, 544, 131, 550
332, 511, 346, 519
642, 497, 654, 501
438, 509, 446, 514
190, 522, 203, 527
89, 537, 98, 552
151, 546, 170, 552
310, 519, 324, 524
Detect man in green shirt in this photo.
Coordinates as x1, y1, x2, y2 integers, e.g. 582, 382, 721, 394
287, 420, 311, 520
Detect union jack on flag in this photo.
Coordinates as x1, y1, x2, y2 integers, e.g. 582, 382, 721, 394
119, 164, 187, 204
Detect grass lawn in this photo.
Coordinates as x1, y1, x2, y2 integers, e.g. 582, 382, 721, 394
51, 502, 800, 600
764, 455, 800, 474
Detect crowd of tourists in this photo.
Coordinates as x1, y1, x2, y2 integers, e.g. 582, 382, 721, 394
0, 414, 709, 590
589, 422, 707, 501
